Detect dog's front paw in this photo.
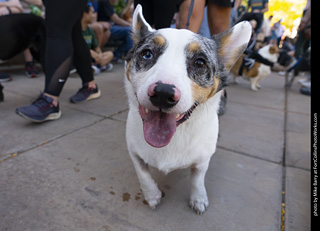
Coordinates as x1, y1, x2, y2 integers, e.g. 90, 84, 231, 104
189, 196, 209, 215
251, 86, 259, 91
144, 188, 162, 210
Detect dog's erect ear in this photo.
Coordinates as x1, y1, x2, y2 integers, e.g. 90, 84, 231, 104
213, 21, 252, 71
132, 4, 154, 44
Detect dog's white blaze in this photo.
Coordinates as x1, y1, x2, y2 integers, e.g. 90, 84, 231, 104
136, 29, 196, 115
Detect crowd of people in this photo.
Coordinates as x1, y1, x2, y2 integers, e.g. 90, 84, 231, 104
0, 0, 311, 121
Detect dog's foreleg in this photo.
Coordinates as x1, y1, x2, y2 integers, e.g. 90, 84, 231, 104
189, 161, 210, 215
129, 153, 162, 210
250, 77, 259, 91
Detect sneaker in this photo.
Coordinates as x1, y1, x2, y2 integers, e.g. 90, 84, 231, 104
100, 63, 113, 72
69, 83, 101, 104
0, 84, 4, 102
16, 93, 61, 122
298, 78, 311, 88
69, 66, 77, 74
91, 65, 100, 75
300, 87, 311, 96
25, 62, 39, 78
0, 71, 12, 82
112, 57, 125, 64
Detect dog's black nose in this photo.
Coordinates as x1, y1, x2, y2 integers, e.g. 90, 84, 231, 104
148, 81, 181, 109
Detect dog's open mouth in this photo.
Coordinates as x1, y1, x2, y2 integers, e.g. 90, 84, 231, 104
138, 101, 199, 148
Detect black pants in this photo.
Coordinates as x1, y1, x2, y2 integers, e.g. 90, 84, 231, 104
43, 0, 93, 96
134, 0, 180, 29
239, 12, 264, 32
0, 14, 44, 61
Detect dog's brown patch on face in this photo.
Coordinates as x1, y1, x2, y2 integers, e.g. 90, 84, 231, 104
152, 35, 166, 47
188, 42, 202, 53
126, 60, 132, 81
269, 45, 279, 54
191, 76, 220, 103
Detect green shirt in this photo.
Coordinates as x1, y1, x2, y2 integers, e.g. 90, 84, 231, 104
82, 26, 98, 50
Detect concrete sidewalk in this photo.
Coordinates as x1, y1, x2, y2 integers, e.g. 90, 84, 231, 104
0, 63, 310, 231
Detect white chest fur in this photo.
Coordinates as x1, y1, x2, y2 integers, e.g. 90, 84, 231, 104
125, 91, 221, 174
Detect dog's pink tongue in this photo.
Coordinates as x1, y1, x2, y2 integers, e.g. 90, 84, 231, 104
142, 109, 177, 148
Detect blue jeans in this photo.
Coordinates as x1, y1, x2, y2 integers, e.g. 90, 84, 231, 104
109, 25, 133, 59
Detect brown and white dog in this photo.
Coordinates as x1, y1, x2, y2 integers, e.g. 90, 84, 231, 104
124, 5, 251, 214
230, 44, 279, 91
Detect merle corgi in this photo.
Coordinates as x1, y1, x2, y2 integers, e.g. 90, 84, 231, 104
124, 5, 251, 214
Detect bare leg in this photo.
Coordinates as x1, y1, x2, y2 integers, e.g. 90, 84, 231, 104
207, 3, 232, 36
178, 0, 205, 33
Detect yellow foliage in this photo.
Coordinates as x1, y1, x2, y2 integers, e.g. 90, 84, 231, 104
265, 0, 307, 30
242, 0, 307, 33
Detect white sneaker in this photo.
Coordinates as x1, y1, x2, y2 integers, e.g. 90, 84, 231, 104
298, 78, 311, 88
91, 65, 100, 75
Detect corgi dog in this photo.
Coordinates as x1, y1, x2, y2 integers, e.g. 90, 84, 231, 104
230, 44, 279, 91
124, 5, 251, 214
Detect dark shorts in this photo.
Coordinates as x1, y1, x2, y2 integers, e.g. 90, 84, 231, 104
207, 0, 235, 7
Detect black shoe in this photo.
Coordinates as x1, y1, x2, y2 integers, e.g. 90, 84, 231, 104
300, 87, 311, 96
0, 71, 12, 82
25, 62, 39, 78
69, 83, 101, 104
16, 93, 61, 122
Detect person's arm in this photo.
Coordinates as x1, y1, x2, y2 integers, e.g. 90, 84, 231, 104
299, 4, 311, 31
23, 0, 43, 7
94, 46, 102, 54
260, 2, 268, 13
246, 0, 251, 13
0, 0, 23, 14
110, 12, 131, 27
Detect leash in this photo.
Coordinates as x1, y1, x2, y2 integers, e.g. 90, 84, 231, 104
186, 0, 195, 30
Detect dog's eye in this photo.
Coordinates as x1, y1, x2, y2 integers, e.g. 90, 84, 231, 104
194, 58, 206, 68
141, 50, 153, 60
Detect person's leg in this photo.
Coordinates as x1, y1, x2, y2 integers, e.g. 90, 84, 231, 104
153, 0, 178, 29
23, 48, 39, 78
89, 22, 111, 48
99, 51, 114, 66
72, 19, 95, 87
206, 0, 233, 116
0, 14, 44, 61
207, 1, 232, 35
16, 0, 90, 122
69, 18, 101, 104
178, 0, 205, 33
43, 0, 87, 101
109, 25, 133, 60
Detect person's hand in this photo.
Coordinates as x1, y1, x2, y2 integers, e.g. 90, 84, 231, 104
102, 22, 112, 30
0, 7, 10, 16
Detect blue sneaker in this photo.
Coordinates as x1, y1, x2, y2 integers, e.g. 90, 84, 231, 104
69, 83, 101, 104
16, 93, 61, 122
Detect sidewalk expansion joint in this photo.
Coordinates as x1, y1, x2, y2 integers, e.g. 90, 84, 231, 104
280, 82, 289, 231
216, 145, 282, 165
0, 110, 128, 164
